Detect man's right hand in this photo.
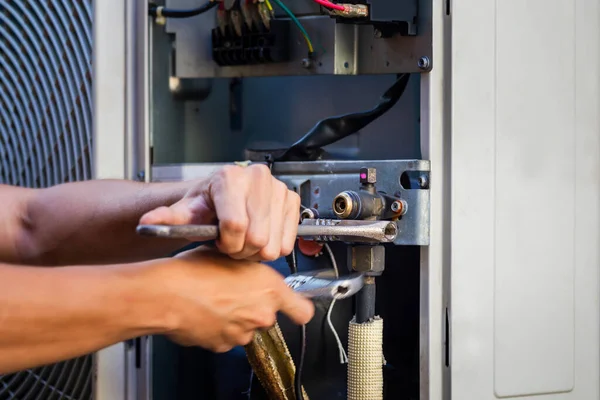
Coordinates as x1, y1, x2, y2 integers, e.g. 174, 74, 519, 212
146, 246, 314, 353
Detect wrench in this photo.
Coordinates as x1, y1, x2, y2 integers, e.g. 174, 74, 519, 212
285, 270, 364, 300
136, 218, 398, 243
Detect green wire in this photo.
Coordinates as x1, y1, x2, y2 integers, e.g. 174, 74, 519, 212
269, 0, 314, 54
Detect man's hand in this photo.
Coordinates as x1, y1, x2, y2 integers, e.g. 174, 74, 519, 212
0, 246, 314, 374
140, 164, 300, 261
149, 247, 314, 352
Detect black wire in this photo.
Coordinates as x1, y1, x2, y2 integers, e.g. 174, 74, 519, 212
296, 324, 306, 400
278, 73, 410, 161
148, 1, 218, 18
244, 73, 411, 162
285, 245, 305, 400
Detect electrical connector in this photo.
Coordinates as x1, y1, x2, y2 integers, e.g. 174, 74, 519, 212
330, 4, 368, 18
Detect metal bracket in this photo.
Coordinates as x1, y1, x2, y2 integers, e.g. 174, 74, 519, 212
151, 159, 430, 246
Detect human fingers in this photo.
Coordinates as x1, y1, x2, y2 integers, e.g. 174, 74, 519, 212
208, 166, 252, 255
229, 164, 273, 259
246, 179, 287, 262
280, 190, 301, 257
276, 284, 315, 325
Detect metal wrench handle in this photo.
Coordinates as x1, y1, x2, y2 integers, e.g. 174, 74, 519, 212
136, 219, 398, 243
285, 271, 364, 300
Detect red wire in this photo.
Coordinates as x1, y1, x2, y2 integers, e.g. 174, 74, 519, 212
313, 0, 345, 11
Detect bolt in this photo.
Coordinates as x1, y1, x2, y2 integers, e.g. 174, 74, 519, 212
300, 207, 318, 221
418, 175, 429, 189
391, 200, 408, 215
301, 58, 312, 69
418, 56, 430, 70
359, 167, 377, 184
374, 29, 383, 38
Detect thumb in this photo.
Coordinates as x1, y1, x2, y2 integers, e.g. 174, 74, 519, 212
139, 201, 194, 225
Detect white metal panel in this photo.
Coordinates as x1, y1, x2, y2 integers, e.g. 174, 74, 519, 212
92, 0, 129, 397
451, 0, 600, 399
494, 0, 575, 396
93, 0, 149, 399
419, 0, 451, 399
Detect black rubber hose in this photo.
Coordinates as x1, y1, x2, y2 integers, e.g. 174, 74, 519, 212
356, 279, 376, 323
277, 73, 410, 161
148, 1, 218, 18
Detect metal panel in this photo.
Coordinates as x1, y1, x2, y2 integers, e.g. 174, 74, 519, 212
93, 0, 149, 399
418, 0, 450, 399
152, 159, 431, 245
494, 0, 575, 395
162, 0, 432, 77
451, 0, 600, 399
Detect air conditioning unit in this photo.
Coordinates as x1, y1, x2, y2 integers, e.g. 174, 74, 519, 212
3, 0, 599, 399
0, 1, 94, 399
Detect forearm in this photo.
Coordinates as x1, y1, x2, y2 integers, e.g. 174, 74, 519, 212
15, 180, 194, 266
0, 261, 170, 374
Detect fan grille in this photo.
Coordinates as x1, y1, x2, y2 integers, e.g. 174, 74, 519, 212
0, 0, 93, 187
0, 0, 94, 399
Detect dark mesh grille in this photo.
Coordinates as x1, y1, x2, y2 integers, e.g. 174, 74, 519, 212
0, 0, 93, 188
0, 0, 94, 399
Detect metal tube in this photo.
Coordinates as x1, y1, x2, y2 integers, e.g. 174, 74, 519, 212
355, 277, 376, 323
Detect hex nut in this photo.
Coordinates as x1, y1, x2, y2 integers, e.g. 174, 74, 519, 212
350, 245, 385, 275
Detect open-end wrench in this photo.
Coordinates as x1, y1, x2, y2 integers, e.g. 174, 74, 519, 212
136, 218, 398, 243
285, 270, 364, 300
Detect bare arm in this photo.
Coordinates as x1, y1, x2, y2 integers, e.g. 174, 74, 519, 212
2, 164, 301, 266
0, 247, 313, 375
0, 261, 167, 374
0, 181, 192, 266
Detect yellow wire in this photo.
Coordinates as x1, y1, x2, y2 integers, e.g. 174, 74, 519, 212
265, 0, 274, 12
270, 0, 314, 54
302, 33, 314, 53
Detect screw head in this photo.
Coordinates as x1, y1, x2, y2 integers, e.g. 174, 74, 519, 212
418, 56, 430, 70
301, 58, 312, 69
391, 200, 407, 215
418, 175, 429, 189
359, 167, 377, 184
374, 29, 383, 38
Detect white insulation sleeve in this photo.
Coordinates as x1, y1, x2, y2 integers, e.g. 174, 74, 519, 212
347, 316, 384, 400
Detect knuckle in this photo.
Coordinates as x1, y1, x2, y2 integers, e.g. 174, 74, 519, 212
279, 241, 295, 257
259, 246, 280, 261
250, 163, 271, 177
256, 311, 276, 328
288, 190, 301, 207
221, 218, 248, 235
274, 180, 289, 194
246, 231, 270, 249
216, 165, 241, 182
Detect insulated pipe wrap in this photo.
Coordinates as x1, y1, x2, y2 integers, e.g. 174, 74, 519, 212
347, 316, 384, 400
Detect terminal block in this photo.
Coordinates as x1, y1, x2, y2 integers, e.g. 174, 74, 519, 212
211, 18, 291, 66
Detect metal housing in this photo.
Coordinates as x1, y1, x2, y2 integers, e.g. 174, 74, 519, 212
91, 0, 600, 399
